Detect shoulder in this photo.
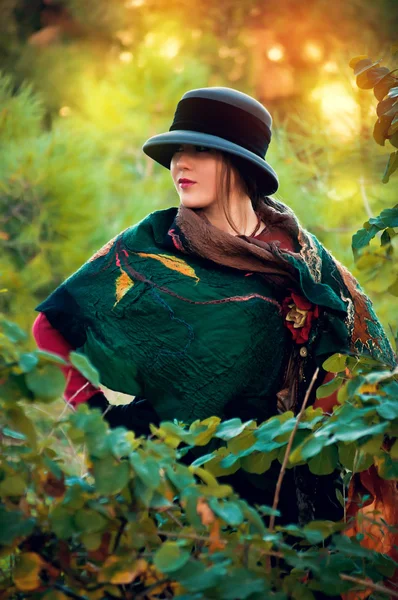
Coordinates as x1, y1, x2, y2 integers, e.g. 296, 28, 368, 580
122, 207, 178, 247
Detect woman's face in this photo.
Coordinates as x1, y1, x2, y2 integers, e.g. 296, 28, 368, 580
170, 143, 228, 209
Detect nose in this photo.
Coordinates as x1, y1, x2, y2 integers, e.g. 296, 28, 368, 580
174, 151, 193, 170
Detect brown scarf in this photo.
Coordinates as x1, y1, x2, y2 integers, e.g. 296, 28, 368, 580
175, 197, 301, 292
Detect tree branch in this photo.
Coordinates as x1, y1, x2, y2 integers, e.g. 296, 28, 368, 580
112, 517, 127, 553
269, 367, 320, 532
359, 175, 373, 219
340, 574, 398, 598
155, 529, 284, 559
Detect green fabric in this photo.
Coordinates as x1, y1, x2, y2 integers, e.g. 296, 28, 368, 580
35, 208, 290, 423
35, 206, 396, 426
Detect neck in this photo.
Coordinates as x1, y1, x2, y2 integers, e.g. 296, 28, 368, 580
198, 194, 260, 237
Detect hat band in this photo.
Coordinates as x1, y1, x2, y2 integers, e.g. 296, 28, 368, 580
169, 97, 271, 159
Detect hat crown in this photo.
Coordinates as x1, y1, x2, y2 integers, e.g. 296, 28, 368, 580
181, 87, 272, 130
142, 86, 279, 195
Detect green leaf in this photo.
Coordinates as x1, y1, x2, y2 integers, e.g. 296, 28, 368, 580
241, 449, 277, 474
190, 452, 216, 467
6, 407, 37, 451
69, 351, 100, 387
227, 427, 257, 454
43, 455, 64, 480
338, 443, 373, 472
155, 421, 195, 446
181, 488, 204, 528
130, 452, 160, 489
239, 501, 266, 535
92, 458, 130, 495
369, 205, 398, 228
333, 421, 387, 443
302, 520, 340, 544
289, 435, 327, 464
165, 463, 196, 491
208, 498, 244, 525
382, 151, 398, 183
0, 373, 33, 402
74, 509, 108, 534
196, 484, 233, 499
322, 354, 347, 373
352, 225, 380, 250
308, 445, 338, 475
25, 364, 66, 402
174, 561, 227, 593
0, 474, 27, 496
153, 542, 190, 574
189, 416, 221, 446
2, 427, 26, 440
81, 532, 103, 551
0, 319, 28, 343
203, 447, 241, 477
0, 506, 35, 545
376, 398, 398, 419
255, 504, 281, 517
18, 353, 39, 373
316, 376, 343, 399
390, 440, 398, 460
215, 418, 253, 440
50, 506, 76, 539
216, 568, 267, 598
336, 489, 345, 507
359, 433, 384, 456
35, 350, 68, 366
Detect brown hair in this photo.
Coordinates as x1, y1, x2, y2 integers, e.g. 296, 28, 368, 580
215, 152, 267, 235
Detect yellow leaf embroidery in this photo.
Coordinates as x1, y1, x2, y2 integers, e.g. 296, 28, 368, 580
136, 252, 199, 282
114, 270, 134, 306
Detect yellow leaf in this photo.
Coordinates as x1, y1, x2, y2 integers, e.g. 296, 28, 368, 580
144, 565, 171, 597
114, 270, 134, 306
99, 556, 148, 585
137, 252, 199, 282
14, 552, 44, 592
360, 383, 384, 395
190, 416, 221, 446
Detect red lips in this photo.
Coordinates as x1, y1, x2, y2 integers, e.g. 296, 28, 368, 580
179, 178, 196, 183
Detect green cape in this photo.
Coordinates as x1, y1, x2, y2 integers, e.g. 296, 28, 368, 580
35, 205, 395, 424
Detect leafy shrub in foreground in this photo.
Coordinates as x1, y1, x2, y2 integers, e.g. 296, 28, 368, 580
0, 317, 397, 599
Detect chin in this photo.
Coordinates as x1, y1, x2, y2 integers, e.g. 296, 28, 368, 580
179, 196, 211, 209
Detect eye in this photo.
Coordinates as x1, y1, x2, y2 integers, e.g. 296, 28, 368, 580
195, 145, 211, 152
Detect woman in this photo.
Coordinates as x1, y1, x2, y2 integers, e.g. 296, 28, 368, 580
32, 87, 395, 527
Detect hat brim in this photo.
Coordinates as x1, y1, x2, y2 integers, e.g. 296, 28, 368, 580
142, 130, 279, 194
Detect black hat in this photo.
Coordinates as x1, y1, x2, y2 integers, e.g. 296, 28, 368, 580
142, 87, 279, 195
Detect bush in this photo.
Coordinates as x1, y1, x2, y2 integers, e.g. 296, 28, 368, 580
0, 317, 397, 599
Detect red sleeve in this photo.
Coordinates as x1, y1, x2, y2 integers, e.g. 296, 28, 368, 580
32, 312, 100, 408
